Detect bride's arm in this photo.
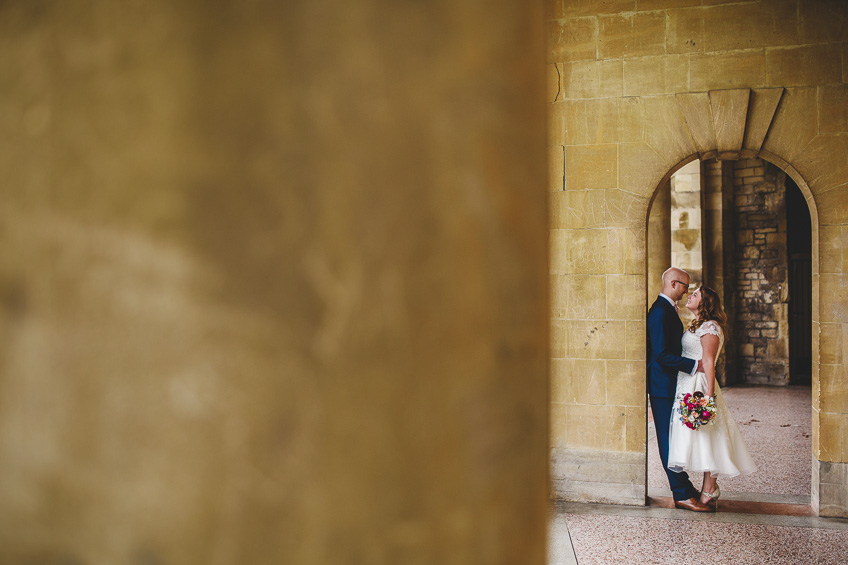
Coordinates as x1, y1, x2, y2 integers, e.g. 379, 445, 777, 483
700, 333, 720, 397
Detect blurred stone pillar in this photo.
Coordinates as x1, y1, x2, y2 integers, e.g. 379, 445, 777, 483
0, 1, 549, 562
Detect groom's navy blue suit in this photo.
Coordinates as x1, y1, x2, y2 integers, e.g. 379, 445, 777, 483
647, 296, 698, 502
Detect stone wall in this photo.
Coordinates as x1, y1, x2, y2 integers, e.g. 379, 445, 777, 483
732, 159, 790, 385
0, 0, 550, 561
548, 0, 848, 516
670, 160, 703, 326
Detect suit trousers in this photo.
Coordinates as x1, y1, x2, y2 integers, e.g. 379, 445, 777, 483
650, 395, 699, 501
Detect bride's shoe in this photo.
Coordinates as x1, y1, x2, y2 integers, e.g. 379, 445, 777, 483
701, 484, 721, 508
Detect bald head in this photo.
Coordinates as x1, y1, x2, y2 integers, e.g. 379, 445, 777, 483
661, 267, 691, 301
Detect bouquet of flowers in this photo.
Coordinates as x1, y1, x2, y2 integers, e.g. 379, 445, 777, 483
676, 391, 717, 430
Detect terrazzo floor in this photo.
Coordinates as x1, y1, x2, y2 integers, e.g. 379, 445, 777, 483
549, 386, 848, 565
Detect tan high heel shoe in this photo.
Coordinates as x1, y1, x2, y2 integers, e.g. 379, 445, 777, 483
701, 484, 720, 509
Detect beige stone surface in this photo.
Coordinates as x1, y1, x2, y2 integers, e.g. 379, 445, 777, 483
549, 146, 564, 191
0, 0, 549, 561
643, 97, 697, 165
690, 50, 766, 92
818, 412, 848, 462
767, 44, 843, 88
549, 189, 605, 229
795, 136, 848, 196
675, 92, 717, 155
552, 274, 607, 319
604, 189, 649, 229
820, 273, 848, 323
623, 55, 689, 97
665, 6, 704, 54
742, 88, 784, 152
710, 88, 749, 157
564, 404, 627, 451
565, 320, 627, 360
561, 60, 623, 99
565, 145, 617, 190
605, 275, 645, 320
551, 358, 606, 405
702, 0, 798, 52
547, 17, 597, 63
820, 364, 848, 414
560, 0, 636, 18
598, 12, 665, 59
565, 98, 644, 145
605, 360, 647, 407
799, 0, 848, 44
820, 225, 846, 275
819, 84, 848, 135
548, 63, 561, 103
761, 87, 819, 163
619, 142, 671, 198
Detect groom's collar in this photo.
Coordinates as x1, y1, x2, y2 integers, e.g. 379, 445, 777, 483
659, 293, 677, 308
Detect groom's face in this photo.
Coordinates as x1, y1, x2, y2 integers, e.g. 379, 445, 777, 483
672, 276, 691, 301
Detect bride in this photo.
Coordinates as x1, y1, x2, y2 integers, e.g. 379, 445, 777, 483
667, 286, 757, 508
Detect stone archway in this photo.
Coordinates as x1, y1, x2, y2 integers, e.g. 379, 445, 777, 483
551, 86, 847, 518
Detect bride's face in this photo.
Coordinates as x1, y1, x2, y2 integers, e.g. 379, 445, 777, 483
686, 288, 702, 313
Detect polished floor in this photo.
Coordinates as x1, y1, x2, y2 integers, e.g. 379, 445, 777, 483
549, 386, 848, 564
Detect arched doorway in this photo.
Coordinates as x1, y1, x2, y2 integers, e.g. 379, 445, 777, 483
645, 153, 818, 513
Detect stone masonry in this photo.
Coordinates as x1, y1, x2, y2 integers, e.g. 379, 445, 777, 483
732, 159, 789, 385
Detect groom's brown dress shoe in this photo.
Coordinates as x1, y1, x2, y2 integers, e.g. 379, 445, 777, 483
674, 497, 714, 512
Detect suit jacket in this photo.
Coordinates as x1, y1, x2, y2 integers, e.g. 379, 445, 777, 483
646, 296, 697, 398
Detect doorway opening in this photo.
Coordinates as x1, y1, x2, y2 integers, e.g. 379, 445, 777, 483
646, 156, 814, 513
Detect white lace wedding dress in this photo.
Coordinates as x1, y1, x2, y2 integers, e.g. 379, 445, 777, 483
667, 321, 757, 478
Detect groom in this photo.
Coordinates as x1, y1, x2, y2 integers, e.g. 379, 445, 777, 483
647, 267, 710, 512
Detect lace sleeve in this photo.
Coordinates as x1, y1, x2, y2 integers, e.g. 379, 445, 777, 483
696, 320, 722, 339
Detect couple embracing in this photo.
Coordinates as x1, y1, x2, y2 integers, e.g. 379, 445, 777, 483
647, 267, 757, 512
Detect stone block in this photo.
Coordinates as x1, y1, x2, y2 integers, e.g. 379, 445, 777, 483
820, 323, 844, 365
799, 0, 848, 45
819, 412, 848, 462
813, 183, 848, 226
819, 364, 848, 414
605, 189, 648, 229
606, 360, 646, 407
690, 50, 766, 92
625, 320, 646, 361
702, 0, 798, 52
561, 0, 636, 18
625, 405, 647, 453
819, 85, 848, 135
665, 7, 703, 54
550, 403, 568, 448
547, 17, 597, 63
566, 319, 627, 360
820, 225, 845, 275
599, 12, 665, 59
638, 0, 699, 9
767, 44, 843, 88
551, 318, 568, 358
565, 144, 617, 190
565, 404, 627, 451
742, 88, 784, 152
551, 358, 606, 405
623, 54, 689, 97
560, 229, 607, 274
549, 189, 605, 229
548, 102, 566, 147
761, 87, 818, 163
710, 88, 750, 154
548, 145, 564, 191
549, 229, 570, 275
559, 274, 607, 319
561, 60, 623, 99
619, 142, 671, 199
675, 92, 717, 155
643, 97, 697, 165
550, 448, 645, 505
605, 274, 644, 320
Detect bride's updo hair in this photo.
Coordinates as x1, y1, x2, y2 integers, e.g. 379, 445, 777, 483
688, 285, 728, 335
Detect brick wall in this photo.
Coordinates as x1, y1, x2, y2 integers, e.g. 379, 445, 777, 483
732, 159, 789, 385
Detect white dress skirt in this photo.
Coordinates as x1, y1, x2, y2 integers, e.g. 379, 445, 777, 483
667, 321, 757, 478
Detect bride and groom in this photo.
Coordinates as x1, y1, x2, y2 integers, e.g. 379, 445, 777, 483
647, 267, 757, 512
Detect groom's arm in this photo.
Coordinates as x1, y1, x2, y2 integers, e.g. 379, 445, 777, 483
647, 308, 697, 374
